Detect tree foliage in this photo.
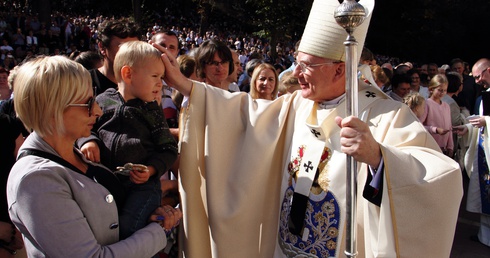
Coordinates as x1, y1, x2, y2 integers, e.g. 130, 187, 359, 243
368, 0, 490, 65
243, 0, 312, 57
31, 0, 490, 65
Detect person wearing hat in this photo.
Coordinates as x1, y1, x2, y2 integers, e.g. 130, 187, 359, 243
154, 0, 462, 257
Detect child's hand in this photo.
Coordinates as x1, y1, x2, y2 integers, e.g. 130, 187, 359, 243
130, 165, 150, 184
436, 127, 450, 135
80, 141, 100, 163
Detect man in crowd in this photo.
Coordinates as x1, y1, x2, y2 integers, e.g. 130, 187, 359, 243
151, 31, 181, 128
151, 31, 180, 58
427, 62, 439, 80
388, 73, 412, 102
455, 58, 490, 248
91, 18, 140, 95
451, 58, 481, 114
226, 49, 243, 92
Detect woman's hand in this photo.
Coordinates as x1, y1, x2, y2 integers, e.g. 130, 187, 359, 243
149, 205, 182, 232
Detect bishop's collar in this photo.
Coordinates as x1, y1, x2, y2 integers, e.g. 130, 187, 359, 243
317, 94, 346, 109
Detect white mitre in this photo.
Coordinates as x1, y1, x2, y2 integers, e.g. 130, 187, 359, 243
298, 0, 375, 62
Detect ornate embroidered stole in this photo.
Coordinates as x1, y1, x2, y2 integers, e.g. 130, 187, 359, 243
289, 87, 382, 238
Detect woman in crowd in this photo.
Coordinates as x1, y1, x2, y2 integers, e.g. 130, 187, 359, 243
8, 56, 181, 257
249, 62, 279, 100
443, 72, 466, 163
443, 72, 465, 127
195, 39, 233, 90
407, 68, 429, 98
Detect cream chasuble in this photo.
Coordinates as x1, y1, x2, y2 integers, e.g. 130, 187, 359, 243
178, 81, 462, 258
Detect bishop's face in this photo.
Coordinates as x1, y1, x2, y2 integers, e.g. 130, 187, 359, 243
292, 52, 345, 102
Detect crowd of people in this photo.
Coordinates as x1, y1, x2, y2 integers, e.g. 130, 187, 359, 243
0, 0, 489, 257
0, 2, 299, 79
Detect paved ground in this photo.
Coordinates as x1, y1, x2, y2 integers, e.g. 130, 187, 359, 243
450, 172, 490, 258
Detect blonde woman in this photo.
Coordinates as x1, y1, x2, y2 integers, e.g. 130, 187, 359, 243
249, 63, 279, 100
8, 56, 181, 257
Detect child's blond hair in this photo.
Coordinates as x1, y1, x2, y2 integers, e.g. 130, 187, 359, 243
428, 74, 448, 97
403, 92, 425, 111
113, 41, 163, 82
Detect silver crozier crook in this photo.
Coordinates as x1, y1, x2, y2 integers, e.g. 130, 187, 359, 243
334, 1, 366, 257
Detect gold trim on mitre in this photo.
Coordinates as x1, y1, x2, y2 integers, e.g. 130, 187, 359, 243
298, 0, 375, 62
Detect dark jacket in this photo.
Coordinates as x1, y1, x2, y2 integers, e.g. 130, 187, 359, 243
78, 88, 178, 178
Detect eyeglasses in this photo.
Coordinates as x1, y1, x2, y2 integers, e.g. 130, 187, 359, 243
297, 61, 340, 73
474, 68, 488, 81
206, 60, 230, 67
67, 97, 95, 116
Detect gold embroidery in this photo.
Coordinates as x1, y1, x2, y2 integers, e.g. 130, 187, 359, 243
288, 146, 332, 193
318, 147, 332, 192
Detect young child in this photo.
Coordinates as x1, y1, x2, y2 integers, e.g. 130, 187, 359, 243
419, 74, 453, 157
78, 41, 178, 239
403, 92, 425, 121
278, 71, 301, 97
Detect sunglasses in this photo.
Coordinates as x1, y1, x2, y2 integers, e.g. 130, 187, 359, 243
67, 97, 95, 116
